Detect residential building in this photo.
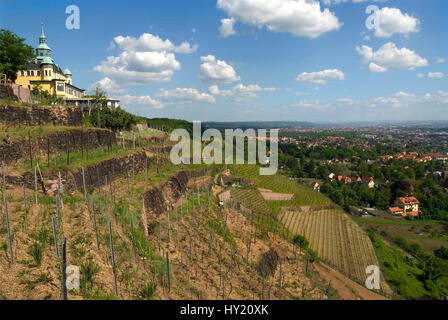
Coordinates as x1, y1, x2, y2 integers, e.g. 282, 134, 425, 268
15, 23, 85, 99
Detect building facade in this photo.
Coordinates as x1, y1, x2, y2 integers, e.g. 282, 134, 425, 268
389, 196, 421, 217
15, 23, 85, 99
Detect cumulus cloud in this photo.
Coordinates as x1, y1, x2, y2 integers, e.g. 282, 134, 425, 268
217, 0, 342, 38
289, 90, 448, 111
94, 33, 196, 85
356, 42, 428, 72
113, 33, 198, 53
322, 0, 386, 4
155, 88, 216, 104
89, 77, 124, 95
372, 7, 420, 38
119, 94, 164, 109
199, 55, 240, 83
209, 83, 277, 102
289, 99, 331, 110
428, 72, 444, 79
94, 51, 181, 84
296, 69, 345, 84
417, 72, 444, 79
219, 18, 237, 37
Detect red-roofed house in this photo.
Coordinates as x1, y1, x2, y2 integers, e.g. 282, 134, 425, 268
391, 197, 421, 217
389, 207, 404, 215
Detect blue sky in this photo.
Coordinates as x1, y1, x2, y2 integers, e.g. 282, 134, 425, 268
1, 0, 447, 122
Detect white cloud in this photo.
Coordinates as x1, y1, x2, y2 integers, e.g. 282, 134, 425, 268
155, 88, 216, 104
94, 51, 181, 84
436, 57, 445, 64
291, 90, 448, 111
210, 83, 277, 102
290, 99, 331, 110
296, 69, 345, 84
372, 7, 420, 38
428, 72, 444, 79
119, 94, 164, 109
322, 0, 386, 4
217, 0, 342, 38
367, 91, 448, 108
113, 33, 198, 54
417, 72, 444, 79
94, 33, 197, 85
336, 98, 355, 105
89, 77, 124, 95
199, 55, 240, 83
219, 18, 237, 37
356, 42, 428, 72
107, 41, 116, 51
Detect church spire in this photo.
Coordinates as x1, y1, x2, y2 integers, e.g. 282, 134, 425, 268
36, 22, 52, 63
39, 22, 46, 43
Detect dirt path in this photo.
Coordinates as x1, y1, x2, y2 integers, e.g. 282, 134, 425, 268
314, 263, 388, 300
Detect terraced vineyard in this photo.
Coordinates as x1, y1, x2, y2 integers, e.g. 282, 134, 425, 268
280, 208, 380, 285
229, 164, 332, 212
230, 188, 272, 216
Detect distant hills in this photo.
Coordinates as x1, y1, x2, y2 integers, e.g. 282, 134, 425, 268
202, 121, 315, 130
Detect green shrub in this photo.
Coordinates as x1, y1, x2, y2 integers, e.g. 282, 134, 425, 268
138, 282, 157, 300
27, 242, 43, 266
80, 258, 100, 294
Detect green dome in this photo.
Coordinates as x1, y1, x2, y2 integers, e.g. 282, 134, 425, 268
37, 42, 52, 51
63, 68, 72, 76
41, 56, 53, 65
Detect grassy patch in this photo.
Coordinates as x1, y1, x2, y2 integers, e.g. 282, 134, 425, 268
367, 230, 427, 299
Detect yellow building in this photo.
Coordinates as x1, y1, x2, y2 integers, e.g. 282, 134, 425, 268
15, 23, 85, 99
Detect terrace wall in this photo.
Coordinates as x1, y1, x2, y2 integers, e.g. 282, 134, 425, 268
4, 150, 150, 192
143, 169, 212, 216
0, 128, 117, 165
0, 104, 83, 126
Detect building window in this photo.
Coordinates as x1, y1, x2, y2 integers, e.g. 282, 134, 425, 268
30, 71, 34, 76
57, 83, 64, 92
27, 71, 30, 76
20, 71, 24, 76
49, 70, 52, 77
37, 71, 41, 76
45, 70, 48, 76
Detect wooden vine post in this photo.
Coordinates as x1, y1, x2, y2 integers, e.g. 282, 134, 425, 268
34, 166, 38, 205
166, 251, 171, 292
61, 238, 67, 300
82, 167, 87, 200
3, 190, 14, 263
92, 201, 100, 250
108, 221, 118, 295
52, 216, 59, 258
